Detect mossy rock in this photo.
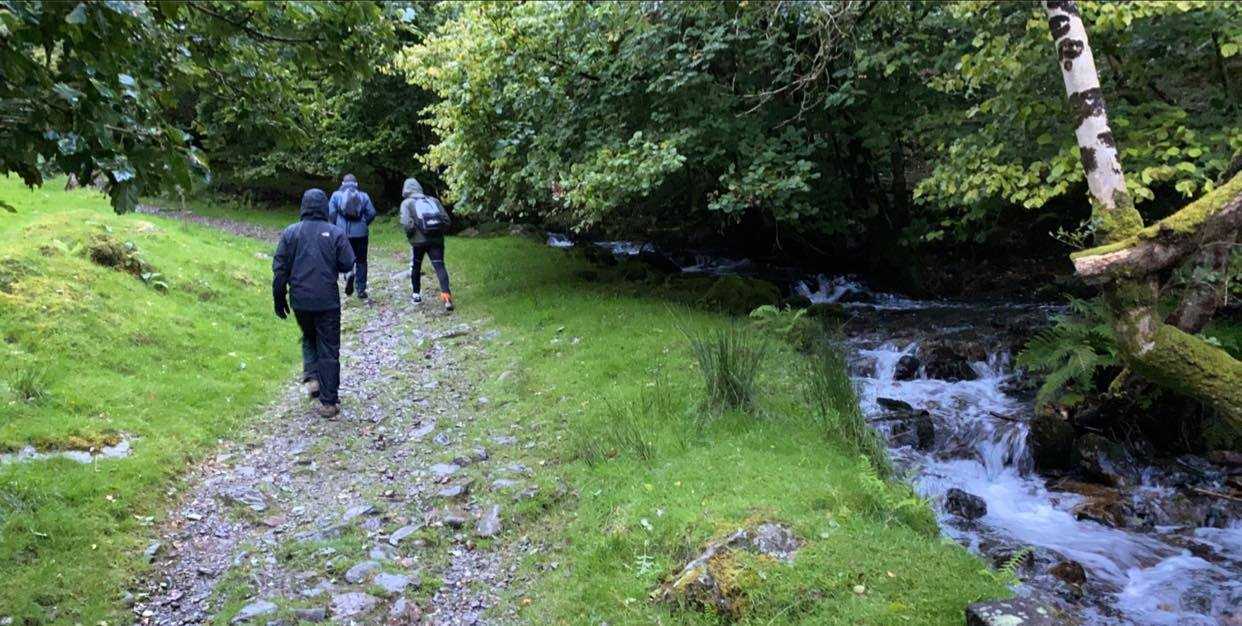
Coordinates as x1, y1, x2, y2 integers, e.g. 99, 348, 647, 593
695, 275, 782, 316
654, 523, 800, 620
88, 234, 150, 278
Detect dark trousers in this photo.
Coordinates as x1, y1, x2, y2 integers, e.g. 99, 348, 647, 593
411, 242, 450, 294
295, 308, 341, 405
348, 236, 368, 296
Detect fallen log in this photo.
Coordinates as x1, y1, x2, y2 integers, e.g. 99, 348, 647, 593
1071, 173, 1242, 284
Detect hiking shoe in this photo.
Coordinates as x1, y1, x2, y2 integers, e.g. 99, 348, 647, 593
441, 292, 454, 312
357, 291, 368, 301
317, 402, 340, 419
344, 272, 355, 296
412, 292, 422, 304
305, 380, 320, 399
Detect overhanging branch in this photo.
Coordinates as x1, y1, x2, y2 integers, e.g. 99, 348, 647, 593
1071, 172, 1242, 284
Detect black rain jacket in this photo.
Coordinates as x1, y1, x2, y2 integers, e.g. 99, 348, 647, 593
272, 189, 356, 312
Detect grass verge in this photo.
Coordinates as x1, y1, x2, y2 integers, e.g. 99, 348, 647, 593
0, 178, 298, 623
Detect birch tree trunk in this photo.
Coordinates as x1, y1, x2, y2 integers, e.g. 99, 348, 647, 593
1043, 0, 1242, 426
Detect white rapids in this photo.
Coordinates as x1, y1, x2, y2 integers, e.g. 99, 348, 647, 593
855, 339, 1240, 625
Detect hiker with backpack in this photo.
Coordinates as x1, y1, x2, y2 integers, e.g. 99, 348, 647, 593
327, 174, 377, 300
272, 188, 357, 419
398, 177, 454, 311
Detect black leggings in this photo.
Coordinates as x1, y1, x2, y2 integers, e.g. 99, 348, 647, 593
411, 242, 450, 294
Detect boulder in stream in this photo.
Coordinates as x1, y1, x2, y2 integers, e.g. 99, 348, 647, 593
876, 397, 914, 412
1027, 414, 1075, 471
922, 344, 979, 382
1048, 560, 1087, 586
1074, 433, 1139, 487
945, 488, 987, 520
894, 355, 920, 381
1054, 479, 1131, 528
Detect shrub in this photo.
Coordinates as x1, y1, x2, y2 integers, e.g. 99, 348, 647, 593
1016, 297, 1118, 407
804, 338, 890, 475
686, 323, 769, 414
748, 304, 819, 352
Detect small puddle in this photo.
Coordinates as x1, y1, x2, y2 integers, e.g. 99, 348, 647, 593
0, 438, 134, 465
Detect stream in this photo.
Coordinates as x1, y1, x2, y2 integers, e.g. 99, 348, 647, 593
825, 276, 1241, 626
552, 234, 1242, 625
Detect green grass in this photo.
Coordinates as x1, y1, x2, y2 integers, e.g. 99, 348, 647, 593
429, 235, 1008, 624
0, 178, 298, 623
0, 185, 1007, 624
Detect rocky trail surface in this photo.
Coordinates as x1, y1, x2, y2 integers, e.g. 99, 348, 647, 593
130, 209, 526, 625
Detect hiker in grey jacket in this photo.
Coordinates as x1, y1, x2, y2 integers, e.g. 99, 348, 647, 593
398, 177, 453, 311
273, 188, 356, 418
327, 174, 376, 299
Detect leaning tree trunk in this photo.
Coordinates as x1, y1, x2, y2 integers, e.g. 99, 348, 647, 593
1044, 0, 1242, 426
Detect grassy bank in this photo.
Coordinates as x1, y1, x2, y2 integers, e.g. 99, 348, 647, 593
0, 179, 298, 622
427, 235, 1008, 624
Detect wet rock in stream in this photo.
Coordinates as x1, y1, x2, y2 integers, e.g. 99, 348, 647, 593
1074, 433, 1139, 488
945, 488, 987, 520
894, 355, 920, 381
921, 343, 980, 382
1027, 413, 1075, 471
1048, 560, 1087, 586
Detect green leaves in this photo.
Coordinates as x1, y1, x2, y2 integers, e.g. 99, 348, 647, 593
1, 0, 395, 213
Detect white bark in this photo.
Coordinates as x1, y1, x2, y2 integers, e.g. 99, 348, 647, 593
1044, 0, 1126, 211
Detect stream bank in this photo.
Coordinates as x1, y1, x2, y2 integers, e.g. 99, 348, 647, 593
545, 232, 1242, 625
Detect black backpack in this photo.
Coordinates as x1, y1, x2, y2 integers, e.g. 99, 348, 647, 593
412, 195, 450, 235
341, 187, 363, 221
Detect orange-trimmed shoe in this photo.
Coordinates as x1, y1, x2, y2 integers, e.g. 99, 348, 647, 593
440, 292, 454, 312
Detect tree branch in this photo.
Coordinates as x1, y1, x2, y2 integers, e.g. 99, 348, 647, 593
1071, 173, 1242, 284
188, 4, 323, 45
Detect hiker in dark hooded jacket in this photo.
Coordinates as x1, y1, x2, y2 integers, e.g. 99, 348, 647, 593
272, 188, 356, 419
398, 177, 454, 311
327, 174, 377, 300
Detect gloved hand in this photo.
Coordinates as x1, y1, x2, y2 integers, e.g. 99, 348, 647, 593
273, 288, 289, 319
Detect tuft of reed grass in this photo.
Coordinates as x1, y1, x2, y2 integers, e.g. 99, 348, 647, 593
9, 362, 48, 404
686, 323, 769, 414
569, 383, 676, 466
804, 337, 891, 475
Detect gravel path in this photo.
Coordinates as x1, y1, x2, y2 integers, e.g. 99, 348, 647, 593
130, 210, 520, 625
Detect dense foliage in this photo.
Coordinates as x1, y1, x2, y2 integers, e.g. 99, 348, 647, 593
0, 0, 406, 211
402, 1, 1239, 250
6, 1, 1237, 239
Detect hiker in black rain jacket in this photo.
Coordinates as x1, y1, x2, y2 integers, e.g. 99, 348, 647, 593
272, 188, 356, 419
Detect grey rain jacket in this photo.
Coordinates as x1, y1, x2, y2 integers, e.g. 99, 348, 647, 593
273, 189, 356, 312
327, 177, 377, 239
398, 177, 446, 245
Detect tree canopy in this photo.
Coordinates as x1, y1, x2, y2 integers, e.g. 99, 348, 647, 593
3, 0, 1238, 249
400, 0, 1239, 249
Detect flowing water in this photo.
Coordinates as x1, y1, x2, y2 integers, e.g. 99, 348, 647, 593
833, 288, 1241, 625
551, 236, 1242, 624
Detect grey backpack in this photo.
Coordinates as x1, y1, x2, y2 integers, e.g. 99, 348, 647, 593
341, 187, 363, 221
411, 195, 450, 235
